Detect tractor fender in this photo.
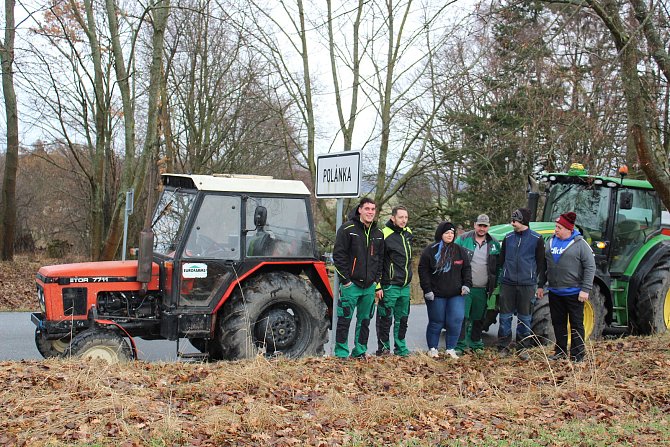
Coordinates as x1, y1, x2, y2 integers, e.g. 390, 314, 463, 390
627, 240, 670, 317
92, 319, 138, 360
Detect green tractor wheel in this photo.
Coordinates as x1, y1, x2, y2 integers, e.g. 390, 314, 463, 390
532, 283, 606, 346
633, 255, 670, 334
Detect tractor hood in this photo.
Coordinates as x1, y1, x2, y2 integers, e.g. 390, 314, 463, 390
488, 222, 557, 243
37, 260, 160, 284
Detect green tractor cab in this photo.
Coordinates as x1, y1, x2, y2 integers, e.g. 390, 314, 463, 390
488, 163, 670, 343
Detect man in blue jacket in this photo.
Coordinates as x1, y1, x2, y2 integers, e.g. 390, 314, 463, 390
497, 207, 546, 359
332, 198, 385, 358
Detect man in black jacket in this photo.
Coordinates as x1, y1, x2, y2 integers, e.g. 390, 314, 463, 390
376, 205, 413, 356
333, 197, 385, 358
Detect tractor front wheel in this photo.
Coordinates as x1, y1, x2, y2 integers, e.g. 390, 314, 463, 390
216, 272, 329, 360
531, 284, 606, 346
64, 329, 133, 364
634, 255, 670, 334
34, 328, 71, 359
585, 284, 607, 340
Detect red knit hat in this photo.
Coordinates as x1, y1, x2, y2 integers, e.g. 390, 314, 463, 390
556, 211, 576, 231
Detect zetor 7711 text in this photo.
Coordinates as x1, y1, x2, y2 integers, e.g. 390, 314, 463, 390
32, 174, 334, 363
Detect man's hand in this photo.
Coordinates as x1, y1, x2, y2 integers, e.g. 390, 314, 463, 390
578, 290, 590, 302
375, 289, 384, 304
461, 286, 470, 296
536, 287, 544, 299
424, 291, 435, 301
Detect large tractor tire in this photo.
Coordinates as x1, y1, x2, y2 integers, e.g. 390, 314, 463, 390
532, 285, 606, 346
633, 255, 670, 335
64, 329, 133, 364
216, 272, 329, 360
585, 283, 607, 341
34, 328, 71, 359
531, 299, 554, 346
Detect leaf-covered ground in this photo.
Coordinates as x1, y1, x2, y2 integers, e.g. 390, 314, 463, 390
1, 256, 669, 446
0, 255, 43, 310
1, 335, 669, 446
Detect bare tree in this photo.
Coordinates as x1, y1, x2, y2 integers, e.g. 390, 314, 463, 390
544, 0, 670, 209
0, 0, 19, 260
163, 0, 295, 177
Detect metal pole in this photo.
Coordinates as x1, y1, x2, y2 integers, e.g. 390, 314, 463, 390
122, 189, 134, 261
331, 198, 344, 356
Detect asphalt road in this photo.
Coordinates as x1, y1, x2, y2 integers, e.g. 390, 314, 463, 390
0, 307, 499, 361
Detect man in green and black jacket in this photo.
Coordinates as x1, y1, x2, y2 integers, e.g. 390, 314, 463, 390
332, 197, 385, 358
455, 214, 501, 353
376, 206, 413, 356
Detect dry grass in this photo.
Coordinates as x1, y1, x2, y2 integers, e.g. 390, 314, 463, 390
0, 335, 669, 446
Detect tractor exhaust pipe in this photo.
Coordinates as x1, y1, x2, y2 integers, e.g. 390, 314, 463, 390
137, 228, 154, 287
527, 174, 540, 222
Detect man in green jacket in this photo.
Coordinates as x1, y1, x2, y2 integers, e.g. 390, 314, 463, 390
455, 214, 501, 354
332, 198, 385, 358
376, 206, 413, 356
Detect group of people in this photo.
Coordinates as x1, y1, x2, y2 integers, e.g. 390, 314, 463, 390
332, 198, 596, 362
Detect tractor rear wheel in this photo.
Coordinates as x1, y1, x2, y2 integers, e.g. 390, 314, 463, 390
64, 329, 133, 364
633, 255, 670, 334
216, 272, 329, 360
34, 328, 71, 359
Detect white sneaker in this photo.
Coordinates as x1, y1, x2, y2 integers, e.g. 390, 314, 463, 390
428, 348, 439, 358
445, 349, 459, 359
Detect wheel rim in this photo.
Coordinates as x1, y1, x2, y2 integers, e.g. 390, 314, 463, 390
81, 346, 122, 364
664, 287, 670, 329
583, 300, 595, 340
255, 308, 299, 350
51, 338, 70, 354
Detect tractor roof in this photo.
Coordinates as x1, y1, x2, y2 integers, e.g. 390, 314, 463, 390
162, 173, 311, 196
542, 172, 654, 190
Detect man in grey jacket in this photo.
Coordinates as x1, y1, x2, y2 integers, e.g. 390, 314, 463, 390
538, 211, 596, 362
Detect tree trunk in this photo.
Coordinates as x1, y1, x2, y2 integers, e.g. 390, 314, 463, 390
0, 0, 18, 261
100, 0, 170, 260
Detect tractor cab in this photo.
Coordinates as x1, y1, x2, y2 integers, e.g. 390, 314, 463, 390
151, 174, 317, 309
538, 164, 665, 278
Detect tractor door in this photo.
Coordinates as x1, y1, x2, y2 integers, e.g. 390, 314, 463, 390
175, 194, 241, 308
609, 189, 662, 274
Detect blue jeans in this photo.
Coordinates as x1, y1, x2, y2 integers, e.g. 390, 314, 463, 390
425, 295, 465, 350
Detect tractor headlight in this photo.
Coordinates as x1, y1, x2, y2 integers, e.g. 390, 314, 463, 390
36, 285, 45, 313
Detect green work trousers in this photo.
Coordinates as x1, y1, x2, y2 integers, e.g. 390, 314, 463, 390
375, 284, 411, 356
335, 282, 376, 358
456, 287, 487, 352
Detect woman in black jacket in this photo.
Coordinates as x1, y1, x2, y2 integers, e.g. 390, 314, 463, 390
418, 221, 472, 359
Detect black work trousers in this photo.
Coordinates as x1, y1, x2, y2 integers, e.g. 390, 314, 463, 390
548, 291, 585, 360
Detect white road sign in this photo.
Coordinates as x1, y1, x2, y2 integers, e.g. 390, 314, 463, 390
315, 151, 361, 198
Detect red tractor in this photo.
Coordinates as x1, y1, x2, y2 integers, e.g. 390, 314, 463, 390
32, 174, 333, 362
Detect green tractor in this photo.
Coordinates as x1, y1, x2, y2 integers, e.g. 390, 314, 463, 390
488, 163, 670, 343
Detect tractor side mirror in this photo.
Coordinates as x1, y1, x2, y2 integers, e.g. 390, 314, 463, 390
620, 191, 633, 210
254, 206, 268, 228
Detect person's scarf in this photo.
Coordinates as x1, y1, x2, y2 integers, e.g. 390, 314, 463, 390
433, 240, 454, 273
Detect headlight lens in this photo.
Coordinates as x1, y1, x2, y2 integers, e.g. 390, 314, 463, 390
36, 285, 45, 313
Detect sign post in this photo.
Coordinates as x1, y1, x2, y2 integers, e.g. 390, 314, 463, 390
316, 151, 361, 355
122, 189, 134, 261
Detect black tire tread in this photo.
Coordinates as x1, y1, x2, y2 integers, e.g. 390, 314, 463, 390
216, 272, 328, 360
634, 255, 670, 335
